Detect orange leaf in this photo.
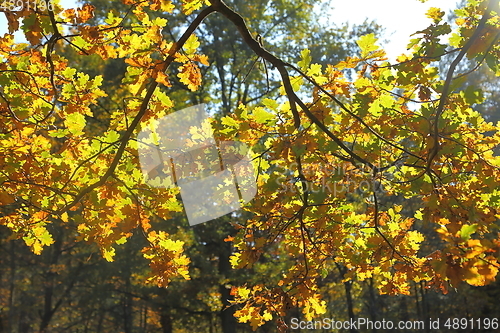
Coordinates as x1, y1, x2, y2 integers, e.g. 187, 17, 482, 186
77, 4, 95, 24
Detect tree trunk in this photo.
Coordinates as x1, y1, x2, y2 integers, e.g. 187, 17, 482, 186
367, 278, 378, 333
160, 309, 173, 333
219, 241, 236, 333
344, 280, 358, 333
337, 263, 358, 333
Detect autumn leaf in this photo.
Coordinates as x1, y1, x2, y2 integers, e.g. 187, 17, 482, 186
182, 0, 210, 15
77, 4, 95, 24
1, 0, 500, 330
357, 33, 380, 58
155, 71, 171, 87
64, 112, 86, 136
426, 7, 445, 23
184, 34, 200, 55
177, 62, 202, 91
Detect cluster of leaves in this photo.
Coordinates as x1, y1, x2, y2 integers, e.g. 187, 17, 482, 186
0, 0, 206, 286
216, 0, 500, 327
0, 0, 499, 330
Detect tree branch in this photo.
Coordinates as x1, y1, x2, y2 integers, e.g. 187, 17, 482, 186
427, 0, 497, 168
57, 6, 216, 214
209, 0, 376, 168
209, 0, 301, 128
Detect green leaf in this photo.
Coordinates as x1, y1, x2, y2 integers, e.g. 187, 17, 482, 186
485, 54, 500, 76
72, 36, 92, 51
131, 23, 146, 33
307, 63, 322, 77
129, 34, 143, 49
368, 102, 382, 116
91, 75, 103, 89
104, 130, 121, 143
378, 93, 394, 109
407, 37, 421, 50
460, 224, 478, 241
39, 228, 54, 247
297, 49, 311, 71
461, 85, 484, 105
48, 128, 69, 138
21, 13, 36, 33
183, 0, 206, 15
155, 90, 173, 108
290, 76, 303, 92
64, 113, 86, 135
62, 67, 76, 79
153, 17, 167, 27
434, 23, 451, 37
292, 144, 306, 156
262, 98, 279, 110
105, 11, 120, 25
184, 34, 200, 55
116, 236, 128, 245
309, 185, 327, 204
77, 72, 90, 87
253, 107, 274, 124
221, 116, 239, 128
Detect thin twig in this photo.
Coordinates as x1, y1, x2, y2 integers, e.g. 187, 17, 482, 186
56, 6, 217, 214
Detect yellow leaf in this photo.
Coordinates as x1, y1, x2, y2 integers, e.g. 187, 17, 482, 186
64, 112, 86, 136
237, 287, 251, 300
193, 54, 209, 66
102, 246, 116, 262
161, 0, 175, 12
60, 212, 69, 222
159, 238, 184, 252
182, 0, 210, 15
357, 33, 380, 58
184, 34, 200, 55
262, 310, 272, 321
230, 253, 241, 267
306, 63, 322, 77
426, 7, 444, 23
303, 294, 327, 321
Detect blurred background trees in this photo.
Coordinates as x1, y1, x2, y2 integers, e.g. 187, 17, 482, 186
1, 0, 499, 332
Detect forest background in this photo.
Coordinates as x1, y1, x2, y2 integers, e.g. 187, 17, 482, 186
1, 0, 500, 332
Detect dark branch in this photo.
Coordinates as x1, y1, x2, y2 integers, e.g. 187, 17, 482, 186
57, 6, 217, 214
